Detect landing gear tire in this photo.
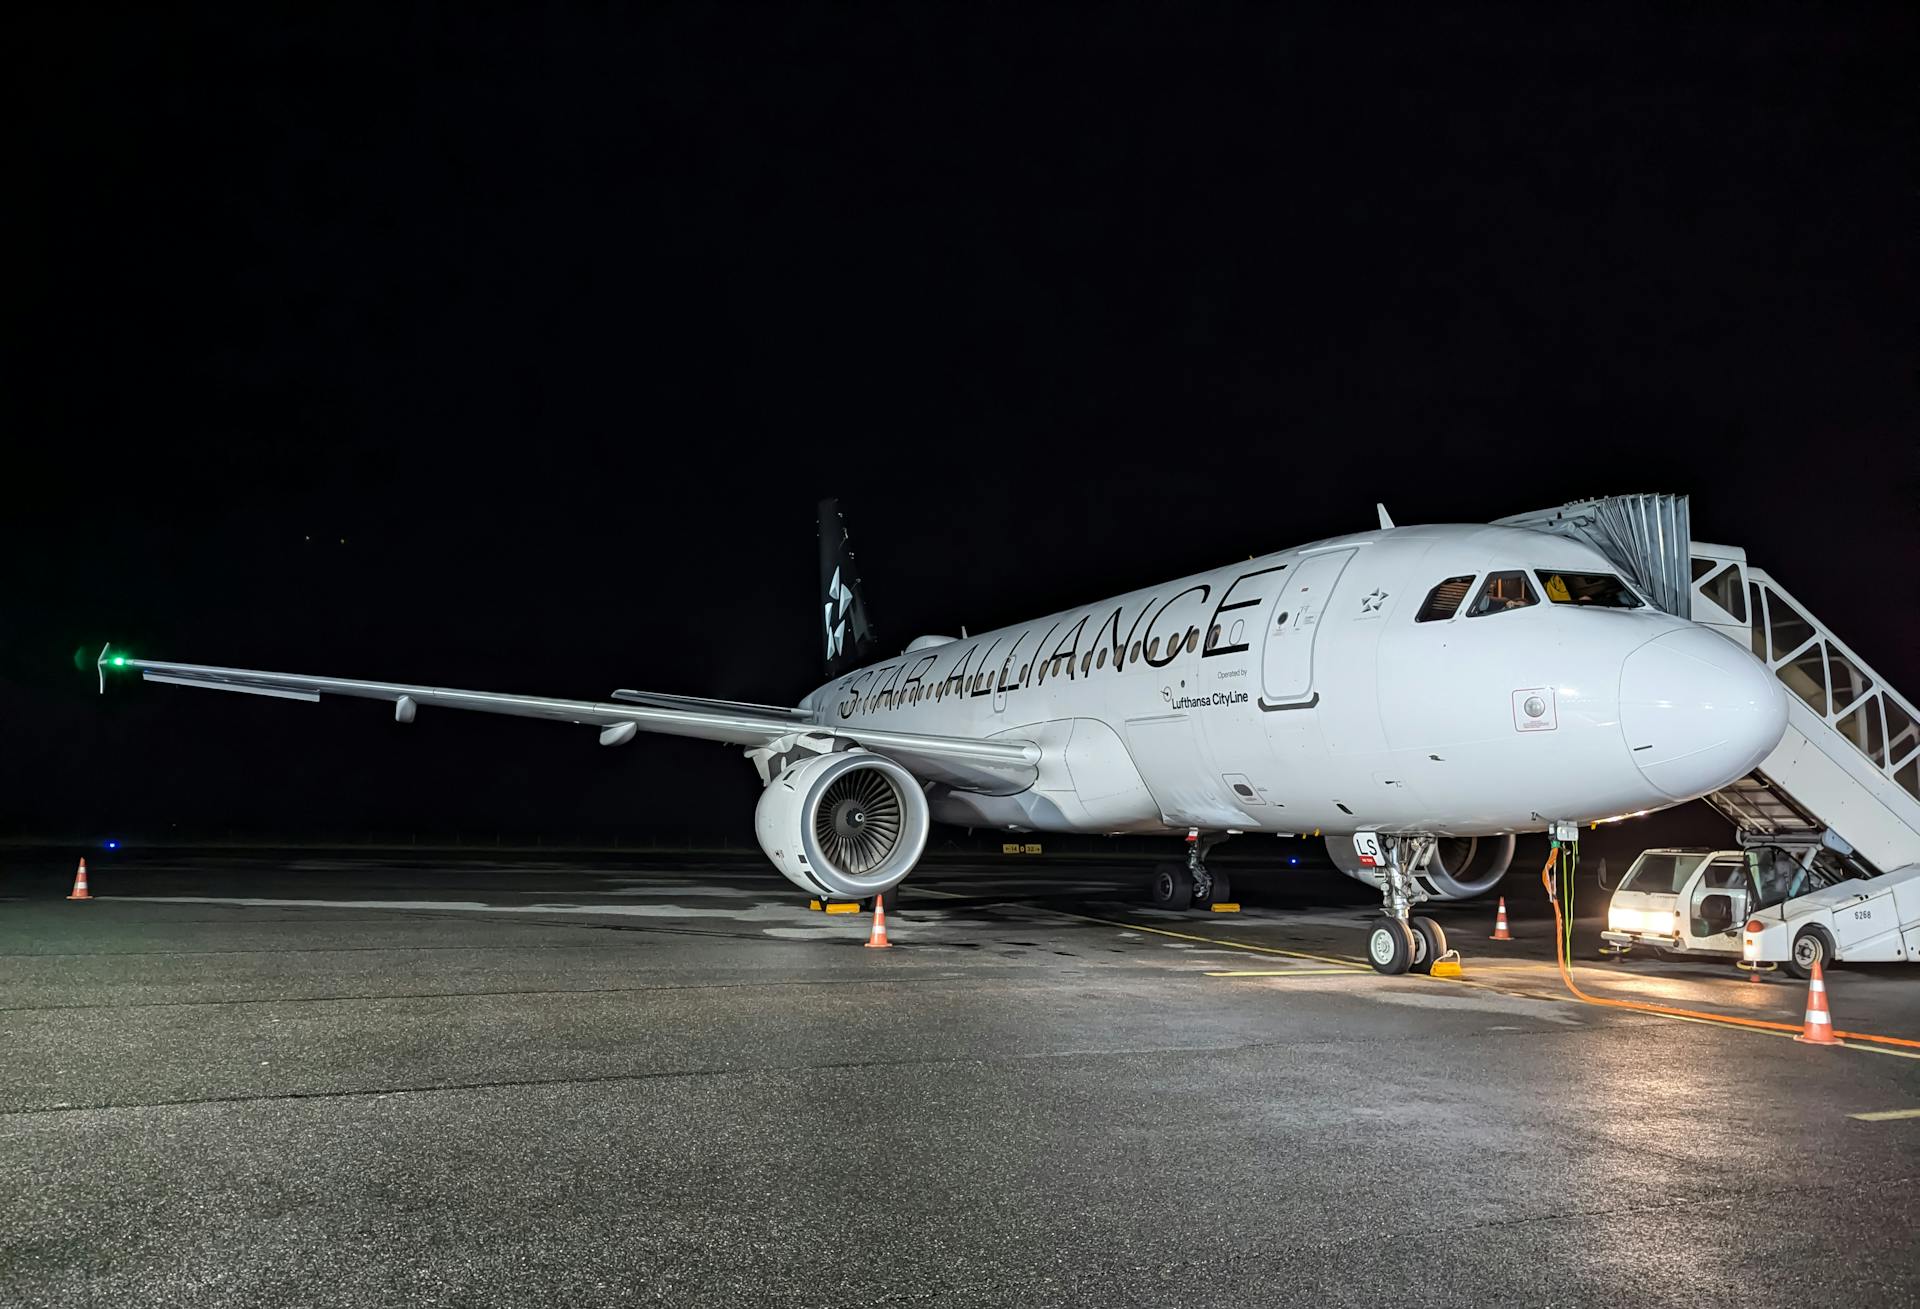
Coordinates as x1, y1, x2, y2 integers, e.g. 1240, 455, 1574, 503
1149, 862, 1194, 912
1367, 918, 1415, 975
1785, 925, 1835, 981
1408, 916, 1447, 974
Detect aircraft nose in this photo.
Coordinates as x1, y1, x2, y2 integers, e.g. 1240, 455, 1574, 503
1619, 627, 1788, 801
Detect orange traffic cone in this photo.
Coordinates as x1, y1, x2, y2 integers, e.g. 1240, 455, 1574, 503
67, 859, 92, 901
865, 894, 892, 949
1794, 959, 1841, 1045
1490, 897, 1512, 941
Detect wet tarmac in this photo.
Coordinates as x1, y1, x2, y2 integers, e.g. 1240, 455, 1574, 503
3, 849, 1918, 1307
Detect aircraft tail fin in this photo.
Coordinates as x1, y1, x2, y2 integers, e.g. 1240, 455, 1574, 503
818, 499, 877, 680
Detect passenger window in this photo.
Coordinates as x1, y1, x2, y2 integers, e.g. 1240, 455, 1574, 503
1534, 571, 1644, 609
1184, 628, 1199, 654
1466, 571, 1538, 617
1416, 576, 1475, 622
1081, 652, 1093, 676
1097, 647, 1108, 669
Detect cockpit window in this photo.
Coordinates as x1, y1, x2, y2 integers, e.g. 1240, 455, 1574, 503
1535, 570, 1645, 609
1416, 576, 1475, 622
1466, 571, 1538, 617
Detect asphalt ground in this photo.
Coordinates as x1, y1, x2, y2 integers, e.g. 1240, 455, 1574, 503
4, 849, 1919, 1308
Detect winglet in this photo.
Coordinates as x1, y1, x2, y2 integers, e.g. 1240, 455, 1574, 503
97, 643, 111, 694
1376, 503, 1395, 531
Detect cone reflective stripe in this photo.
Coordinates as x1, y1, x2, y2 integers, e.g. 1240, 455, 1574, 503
1795, 959, 1840, 1046
67, 859, 92, 901
865, 894, 892, 949
1490, 897, 1512, 941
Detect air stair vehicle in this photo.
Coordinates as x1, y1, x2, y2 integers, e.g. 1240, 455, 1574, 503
1505, 496, 1920, 976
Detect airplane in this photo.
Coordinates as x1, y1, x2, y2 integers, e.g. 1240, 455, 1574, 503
98, 498, 1789, 974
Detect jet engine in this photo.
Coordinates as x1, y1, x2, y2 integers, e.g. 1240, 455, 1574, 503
1323, 833, 1515, 900
754, 750, 931, 900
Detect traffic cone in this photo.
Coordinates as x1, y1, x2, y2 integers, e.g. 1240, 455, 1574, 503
67, 859, 92, 901
1794, 959, 1841, 1046
1490, 897, 1512, 941
865, 894, 892, 949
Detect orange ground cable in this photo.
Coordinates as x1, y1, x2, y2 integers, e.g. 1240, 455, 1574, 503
1539, 846, 1920, 1052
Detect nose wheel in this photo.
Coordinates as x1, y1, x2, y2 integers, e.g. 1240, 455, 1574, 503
1368, 918, 1414, 973
1364, 835, 1443, 975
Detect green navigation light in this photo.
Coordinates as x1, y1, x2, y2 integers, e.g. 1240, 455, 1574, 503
112, 657, 126, 667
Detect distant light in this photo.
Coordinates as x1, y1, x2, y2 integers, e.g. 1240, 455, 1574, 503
106, 840, 119, 850
1289, 856, 1300, 866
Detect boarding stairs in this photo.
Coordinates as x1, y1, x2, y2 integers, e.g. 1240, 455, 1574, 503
1505, 495, 1920, 876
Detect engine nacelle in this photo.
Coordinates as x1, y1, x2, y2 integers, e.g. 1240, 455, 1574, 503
754, 750, 931, 900
1323, 833, 1515, 900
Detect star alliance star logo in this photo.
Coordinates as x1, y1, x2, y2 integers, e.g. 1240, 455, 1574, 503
824, 567, 856, 658
1360, 588, 1387, 613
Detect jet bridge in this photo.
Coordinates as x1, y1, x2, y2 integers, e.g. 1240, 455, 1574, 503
1506, 495, 1920, 877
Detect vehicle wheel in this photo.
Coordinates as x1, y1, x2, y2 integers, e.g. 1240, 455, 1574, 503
1408, 916, 1447, 974
1367, 917, 1414, 975
1149, 862, 1194, 912
1199, 869, 1232, 908
1784, 925, 1835, 980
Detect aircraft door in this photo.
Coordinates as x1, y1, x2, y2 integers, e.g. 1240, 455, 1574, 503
1261, 549, 1356, 705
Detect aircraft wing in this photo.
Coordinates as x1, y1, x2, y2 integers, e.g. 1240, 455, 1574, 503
105, 655, 1038, 794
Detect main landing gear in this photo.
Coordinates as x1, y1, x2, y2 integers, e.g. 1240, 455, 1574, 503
1364, 834, 1448, 977
1147, 831, 1232, 912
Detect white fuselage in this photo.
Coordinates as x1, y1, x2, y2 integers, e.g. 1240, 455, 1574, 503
798, 524, 1788, 839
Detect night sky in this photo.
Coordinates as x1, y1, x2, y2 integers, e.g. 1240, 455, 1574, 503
6, 6, 1916, 843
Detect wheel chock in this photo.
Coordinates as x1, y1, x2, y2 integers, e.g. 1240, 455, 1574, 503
1429, 950, 1464, 979
1209, 902, 1241, 913
808, 899, 861, 915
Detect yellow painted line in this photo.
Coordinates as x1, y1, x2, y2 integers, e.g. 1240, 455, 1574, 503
1052, 908, 1370, 968
1205, 968, 1359, 978
913, 884, 1369, 968
1849, 1107, 1920, 1121
916, 886, 1920, 1055
1846, 1043, 1920, 1062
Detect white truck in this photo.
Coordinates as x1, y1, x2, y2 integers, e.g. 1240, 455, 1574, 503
1602, 843, 1920, 977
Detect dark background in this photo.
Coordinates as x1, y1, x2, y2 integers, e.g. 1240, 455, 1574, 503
5, 5, 1915, 846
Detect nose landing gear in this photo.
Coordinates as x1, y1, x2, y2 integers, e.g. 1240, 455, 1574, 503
1365, 834, 1448, 975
